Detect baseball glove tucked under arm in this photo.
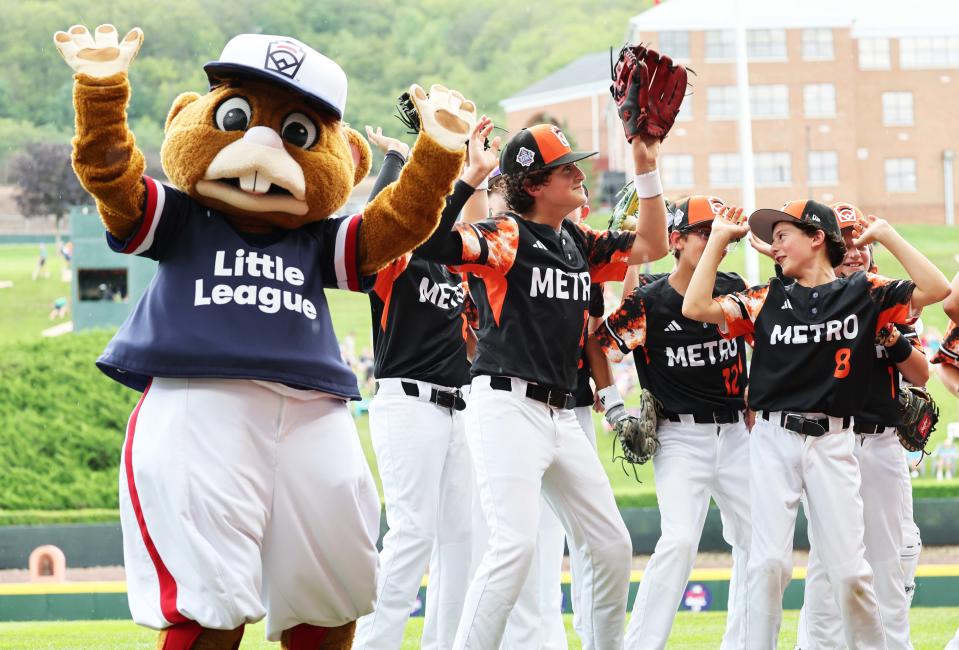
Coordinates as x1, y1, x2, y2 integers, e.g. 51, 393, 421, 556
897, 385, 939, 453
609, 389, 661, 468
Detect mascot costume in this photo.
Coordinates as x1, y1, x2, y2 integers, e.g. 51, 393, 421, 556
54, 23, 475, 650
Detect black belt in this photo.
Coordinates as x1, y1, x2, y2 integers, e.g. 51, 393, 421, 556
489, 376, 575, 410
379, 380, 466, 411
854, 423, 889, 435
762, 411, 850, 437
664, 409, 740, 424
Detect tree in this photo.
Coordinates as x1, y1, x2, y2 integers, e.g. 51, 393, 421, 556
11, 142, 90, 247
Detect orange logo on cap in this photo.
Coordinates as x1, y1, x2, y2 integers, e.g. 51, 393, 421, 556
529, 124, 572, 165
831, 202, 864, 229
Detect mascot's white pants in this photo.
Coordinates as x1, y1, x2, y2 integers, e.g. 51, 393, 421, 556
119, 377, 380, 641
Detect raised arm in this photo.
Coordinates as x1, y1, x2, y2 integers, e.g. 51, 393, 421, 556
54, 24, 147, 239
627, 135, 669, 265
682, 207, 748, 325
855, 215, 950, 310
943, 271, 959, 322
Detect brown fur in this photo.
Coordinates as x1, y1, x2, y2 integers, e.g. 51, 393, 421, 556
71, 74, 461, 270
279, 621, 355, 650
155, 625, 244, 650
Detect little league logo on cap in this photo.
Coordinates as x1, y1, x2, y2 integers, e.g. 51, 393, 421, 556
748, 199, 841, 244
499, 123, 598, 176
831, 201, 865, 230
204, 34, 348, 119
265, 40, 305, 79
668, 195, 726, 232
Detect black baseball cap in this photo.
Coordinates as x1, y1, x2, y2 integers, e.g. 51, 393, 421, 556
499, 124, 597, 175
667, 196, 727, 232
749, 199, 841, 244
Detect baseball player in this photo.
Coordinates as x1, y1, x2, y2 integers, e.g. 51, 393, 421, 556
353, 119, 500, 649
586, 196, 752, 650
785, 204, 929, 650
682, 200, 950, 648
468, 174, 603, 649
416, 123, 669, 649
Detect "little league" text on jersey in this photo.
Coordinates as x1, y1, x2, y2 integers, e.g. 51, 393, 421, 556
193, 249, 317, 319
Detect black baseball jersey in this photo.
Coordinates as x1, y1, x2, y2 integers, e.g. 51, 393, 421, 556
716, 272, 915, 416
370, 254, 470, 387
573, 283, 607, 407
418, 212, 634, 391
932, 320, 959, 368
597, 272, 749, 413
856, 324, 922, 427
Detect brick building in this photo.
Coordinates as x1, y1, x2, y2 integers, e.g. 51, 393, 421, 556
500, 0, 959, 223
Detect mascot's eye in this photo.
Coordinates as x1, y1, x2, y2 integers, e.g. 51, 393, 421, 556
214, 97, 252, 132
281, 112, 318, 149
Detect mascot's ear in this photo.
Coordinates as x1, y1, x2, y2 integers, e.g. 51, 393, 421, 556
343, 126, 372, 187
165, 92, 203, 132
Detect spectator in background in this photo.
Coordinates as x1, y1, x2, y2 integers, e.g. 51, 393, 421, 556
32, 243, 49, 280
933, 433, 958, 481
49, 296, 69, 320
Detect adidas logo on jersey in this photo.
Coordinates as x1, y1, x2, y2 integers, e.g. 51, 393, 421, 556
532, 240, 548, 250
781, 299, 793, 310
664, 320, 682, 332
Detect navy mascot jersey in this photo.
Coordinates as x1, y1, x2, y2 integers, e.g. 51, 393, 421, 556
370, 254, 470, 388
716, 271, 915, 416
428, 212, 634, 392
97, 176, 374, 399
597, 272, 748, 414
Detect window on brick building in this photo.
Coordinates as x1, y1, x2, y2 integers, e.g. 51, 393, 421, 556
705, 30, 736, 60
677, 94, 693, 121
658, 31, 690, 60
750, 85, 789, 118
885, 158, 917, 192
802, 29, 834, 60
900, 36, 959, 68
882, 92, 914, 126
748, 29, 787, 59
803, 84, 836, 118
709, 154, 742, 187
707, 86, 738, 119
808, 151, 839, 186
755, 153, 792, 186
858, 38, 891, 69
661, 154, 695, 188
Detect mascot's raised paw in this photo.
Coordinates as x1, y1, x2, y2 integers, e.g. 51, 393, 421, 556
408, 83, 477, 152
53, 23, 143, 78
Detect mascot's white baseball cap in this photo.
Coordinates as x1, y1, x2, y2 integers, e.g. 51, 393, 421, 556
204, 34, 348, 119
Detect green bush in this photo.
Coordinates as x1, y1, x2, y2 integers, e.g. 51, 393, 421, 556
0, 330, 137, 510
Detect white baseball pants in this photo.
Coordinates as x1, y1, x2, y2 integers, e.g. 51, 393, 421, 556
355, 380, 473, 650
453, 376, 632, 650
624, 418, 751, 650
467, 405, 597, 650
119, 378, 380, 641
798, 429, 914, 649
747, 414, 884, 650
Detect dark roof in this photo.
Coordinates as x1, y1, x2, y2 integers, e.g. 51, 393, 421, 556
510, 51, 609, 99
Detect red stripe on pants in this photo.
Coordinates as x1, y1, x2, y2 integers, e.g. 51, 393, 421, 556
124, 380, 188, 624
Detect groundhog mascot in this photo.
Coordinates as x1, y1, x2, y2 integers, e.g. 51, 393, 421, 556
53, 23, 476, 650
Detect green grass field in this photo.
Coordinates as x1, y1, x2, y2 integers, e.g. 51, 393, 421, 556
2, 230, 959, 519
1, 609, 957, 649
